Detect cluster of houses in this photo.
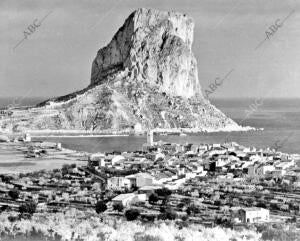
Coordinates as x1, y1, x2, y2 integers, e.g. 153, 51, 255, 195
0, 135, 299, 225
85, 137, 299, 224
89, 139, 299, 191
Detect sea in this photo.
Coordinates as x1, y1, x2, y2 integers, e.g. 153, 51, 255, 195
1, 97, 300, 154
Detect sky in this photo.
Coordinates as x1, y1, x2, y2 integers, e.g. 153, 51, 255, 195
0, 0, 299, 99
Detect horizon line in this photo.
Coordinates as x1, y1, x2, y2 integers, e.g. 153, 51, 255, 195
0, 96, 300, 100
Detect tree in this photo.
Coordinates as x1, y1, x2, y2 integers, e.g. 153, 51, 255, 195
95, 201, 107, 214
0, 205, 8, 212
182, 198, 191, 206
19, 201, 37, 217
61, 164, 70, 175
155, 188, 172, 205
290, 216, 297, 223
113, 203, 124, 213
181, 215, 188, 222
149, 193, 159, 204
125, 209, 140, 221
160, 206, 166, 213
8, 215, 18, 222
186, 204, 200, 216
70, 163, 77, 169
8, 189, 20, 200
177, 202, 185, 209
215, 217, 234, 228
158, 208, 177, 220
1, 175, 13, 183
165, 209, 177, 220
156, 188, 172, 197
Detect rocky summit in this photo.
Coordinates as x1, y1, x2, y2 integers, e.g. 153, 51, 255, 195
91, 8, 201, 98
0, 8, 241, 133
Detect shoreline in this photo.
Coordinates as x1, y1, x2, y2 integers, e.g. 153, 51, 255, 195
30, 134, 130, 138
1, 132, 299, 175
0, 141, 88, 174
1, 124, 259, 138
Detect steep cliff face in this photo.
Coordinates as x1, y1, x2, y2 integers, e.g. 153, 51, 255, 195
91, 8, 201, 98
0, 8, 240, 133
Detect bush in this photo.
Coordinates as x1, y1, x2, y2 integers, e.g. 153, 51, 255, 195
125, 209, 140, 221
181, 198, 191, 206
141, 215, 155, 222
181, 215, 188, 221
8, 215, 19, 222
186, 204, 200, 215
113, 203, 124, 213
177, 202, 185, 209
155, 188, 172, 205
160, 206, 166, 213
95, 201, 107, 214
215, 217, 234, 228
155, 188, 172, 197
1, 175, 13, 183
134, 234, 163, 241
19, 201, 37, 216
8, 189, 20, 200
0, 205, 9, 212
158, 208, 177, 220
149, 193, 159, 204
261, 225, 300, 241
257, 202, 267, 208
61, 164, 70, 175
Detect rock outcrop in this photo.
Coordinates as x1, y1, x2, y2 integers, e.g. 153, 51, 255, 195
0, 8, 240, 133
91, 8, 201, 98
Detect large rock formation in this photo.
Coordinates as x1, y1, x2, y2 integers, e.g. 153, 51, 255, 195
91, 8, 201, 98
0, 8, 240, 133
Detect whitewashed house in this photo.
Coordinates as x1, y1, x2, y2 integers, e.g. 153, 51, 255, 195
112, 193, 136, 207
126, 173, 153, 188
107, 176, 131, 190
239, 207, 269, 223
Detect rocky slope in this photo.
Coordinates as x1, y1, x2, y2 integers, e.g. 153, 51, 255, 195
0, 8, 241, 134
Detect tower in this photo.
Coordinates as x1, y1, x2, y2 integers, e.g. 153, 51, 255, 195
24, 133, 31, 142
147, 130, 153, 146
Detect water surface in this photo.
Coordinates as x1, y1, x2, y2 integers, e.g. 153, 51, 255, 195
34, 99, 300, 154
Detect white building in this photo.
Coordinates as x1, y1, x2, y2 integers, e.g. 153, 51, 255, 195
107, 176, 131, 190
275, 160, 295, 170
126, 173, 154, 188
111, 155, 125, 166
89, 153, 106, 167
24, 133, 31, 142
112, 193, 136, 207
257, 165, 275, 175
134, 123, 143, 134
216, 157, 230, 167
239, 208, 269, 223
248, 164, 275, 176
147, 130, 154, 146
56, 142, 62, 150
154, 152, 165, 161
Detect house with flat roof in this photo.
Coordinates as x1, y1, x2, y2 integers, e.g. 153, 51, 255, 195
125, 173, 154, 188
239, 207, 269, 223
107, 176, 131, 190
111, 193, 136, 207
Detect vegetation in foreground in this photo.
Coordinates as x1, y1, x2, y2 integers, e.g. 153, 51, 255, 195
0, 208, 299, 241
